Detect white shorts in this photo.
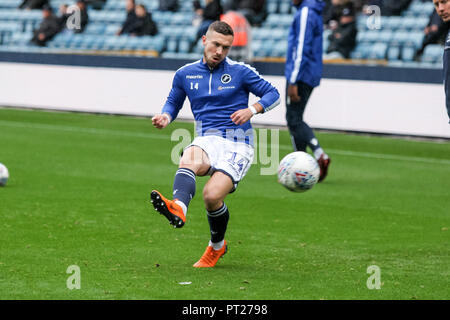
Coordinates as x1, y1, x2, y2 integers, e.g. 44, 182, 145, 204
186, 135, 254, 191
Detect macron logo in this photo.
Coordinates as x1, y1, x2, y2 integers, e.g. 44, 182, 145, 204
186, 75, 203, 79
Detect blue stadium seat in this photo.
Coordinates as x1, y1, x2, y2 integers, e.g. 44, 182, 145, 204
252, 27, 272, 41
367, 42, 387, 60
390, 31, 411, 46
267, 2, 278, 14
166, 38, 178, 53
279, 2, 292, 14
387, 46, 400, 61
402, 46, 416, 62
85, 23, 106, 35
105, 24, 121, 35
399, 16, 418, 31
422, 44, 444, 63
350, 42, 371, 59
383, 16, 403, 31
178, 39, 190, 53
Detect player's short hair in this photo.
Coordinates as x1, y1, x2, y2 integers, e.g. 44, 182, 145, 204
207, 21, 234, 37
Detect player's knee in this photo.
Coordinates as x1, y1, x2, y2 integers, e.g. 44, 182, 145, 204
202, 187, 222, 208
179, 147, 208, 174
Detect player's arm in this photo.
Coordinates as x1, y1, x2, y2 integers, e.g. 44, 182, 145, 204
152, 71, 186, 129
230, 102, 264, 125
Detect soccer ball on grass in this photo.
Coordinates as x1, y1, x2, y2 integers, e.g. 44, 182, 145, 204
277, 152, 319, 192
0, 163, 9, 187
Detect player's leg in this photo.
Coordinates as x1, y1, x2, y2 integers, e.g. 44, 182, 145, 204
286, 81, 331, 182
193, 171, 233, 268
286, 81, 317, 152
151, 146, 210, 228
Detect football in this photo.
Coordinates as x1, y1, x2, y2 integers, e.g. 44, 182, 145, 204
0, 163, 9, 187
277, 152, 320, 192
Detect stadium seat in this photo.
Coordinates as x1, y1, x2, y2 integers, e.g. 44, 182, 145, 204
350, 42, 371, 59
367, 42, 387, 60
267, 2, 278, 14
386, 46, 400, 61
271, 39, 287, 57
402, 46, 416, 62
278, 2, 292, 14
421, 44, 444, 63
390, 31, 411, 46
383, 16, 403, 31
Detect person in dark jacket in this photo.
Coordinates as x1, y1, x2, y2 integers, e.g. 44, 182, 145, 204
30, 5, 61, 46
325, 3, 357, 58
116, 0, 138, 35
415, 9, 450, 59
285, 0, 331, 182
194, 0, 223, 41
128, 4, 158, 36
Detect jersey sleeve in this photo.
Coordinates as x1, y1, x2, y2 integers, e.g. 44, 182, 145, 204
161, 70, 186, 121
243, 66, 280, 113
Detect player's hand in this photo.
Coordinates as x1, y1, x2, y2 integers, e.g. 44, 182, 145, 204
287, 84, 301, 103
152, 114, 170, 129
230, 108, 253, 125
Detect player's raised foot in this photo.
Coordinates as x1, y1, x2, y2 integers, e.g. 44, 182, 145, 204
317, 154, 331, 183
150, 190, 185, 228
193, 241, 227, 268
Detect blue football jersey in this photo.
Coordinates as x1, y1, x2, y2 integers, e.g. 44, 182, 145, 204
162, 57, 280, 145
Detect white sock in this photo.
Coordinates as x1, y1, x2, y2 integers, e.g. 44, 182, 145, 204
209, 240, 224, 251
314, 148, 325, 160
175, 200, 187, 217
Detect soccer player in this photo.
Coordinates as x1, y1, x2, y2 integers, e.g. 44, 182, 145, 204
285, 0, 331, 182
433, 0, 450, 122
151, 21, 280, 268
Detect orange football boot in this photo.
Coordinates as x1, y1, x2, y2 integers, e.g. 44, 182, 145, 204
150, 190, 185, 228
193, 241, 227, 268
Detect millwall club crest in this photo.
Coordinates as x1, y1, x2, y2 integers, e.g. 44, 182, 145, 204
221, 74, 232, 84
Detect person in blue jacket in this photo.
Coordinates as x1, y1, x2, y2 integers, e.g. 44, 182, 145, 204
285, 0, 331, 182
151, 21, 280, 268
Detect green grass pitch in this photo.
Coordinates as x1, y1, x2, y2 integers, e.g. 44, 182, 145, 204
0, 107, 449, 300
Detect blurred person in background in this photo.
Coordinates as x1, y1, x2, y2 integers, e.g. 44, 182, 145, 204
221, 10, 251, 62
30, 5, 61, 46
116, 0, 138, 35
285, 0, 331, 182
128, 4, 158, 36
193, 0, 223, 42
415, 8, 450, 59
325, 2, 357, 59
56, 4, 71, 31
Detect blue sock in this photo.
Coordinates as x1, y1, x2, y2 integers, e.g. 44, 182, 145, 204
173, 168, 196, 211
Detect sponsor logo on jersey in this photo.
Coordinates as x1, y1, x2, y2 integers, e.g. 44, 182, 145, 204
221, 74, 232, 84
218, 85, 236, 90
186, 75, 204, 79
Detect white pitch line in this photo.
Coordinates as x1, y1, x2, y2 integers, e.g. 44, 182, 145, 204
278, 144, 450, 166
1, 119, 449, 166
